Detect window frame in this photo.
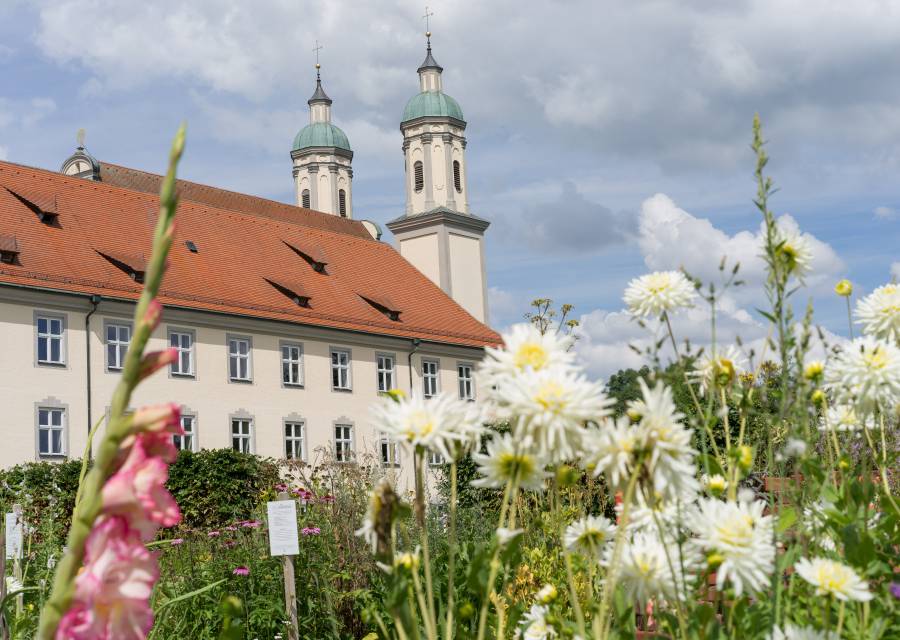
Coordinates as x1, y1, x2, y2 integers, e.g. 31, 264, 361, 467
333, 421, 354, 462
104, 320, 133, 372
230, 415, 254, 454
376, 352, 396, 394
284, 419, 306, 461
34, 311, 67, 367
35, 400, 68, 459
428, 450, 445, 467
226, 334, 253, 383
379, 433, 401, 468
168, 327, 196, 378
330, 347, 352, 392
174, 413, 197, 452
453, 160, 462, 193
301, 189, 311, 209
457, 362, 475, 401
422, 358, 440, 398
338, 189, 347, 217
280, 341, 304, 388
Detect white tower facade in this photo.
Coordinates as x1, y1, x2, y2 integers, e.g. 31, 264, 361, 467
387, 36, 490, 323
291, 68, 354, 218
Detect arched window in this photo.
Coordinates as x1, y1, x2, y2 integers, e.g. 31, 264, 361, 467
453, 160, 462, 193
301, 189, 310, 209
338, 189, 347, 217
414, 161, 424, 193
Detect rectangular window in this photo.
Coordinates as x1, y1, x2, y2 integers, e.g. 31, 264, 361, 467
428, 450, 444, 466
422, 359, 440, 397
331, 348, 351, 390
380, 434, 400, 467
231, 418, 252, 453
284, 421, 304, 460
228, 337, 251, 382
36, 315, 65, 365
281, 343, 303, 387
458, 364, 475, 401
169, 330, 194, 377
38, 407, 65, 456
376, 354, 395, 393
106, 323, 131, 371
174, 415, 195, 451
334, 424, 353, 462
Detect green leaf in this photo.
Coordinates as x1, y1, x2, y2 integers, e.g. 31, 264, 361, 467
776, 507, 797, 533
155, 578, 227, 613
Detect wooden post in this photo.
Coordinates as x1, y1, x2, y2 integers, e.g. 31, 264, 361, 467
277, 492, 299, 640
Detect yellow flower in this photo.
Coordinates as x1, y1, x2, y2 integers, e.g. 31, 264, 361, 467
834, 279, 853, 297
803, 361, 824, 382
811, 389, 826, 406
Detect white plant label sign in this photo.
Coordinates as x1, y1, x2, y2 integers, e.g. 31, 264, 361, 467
266, 500, 300, 557
5, 512, 22, 559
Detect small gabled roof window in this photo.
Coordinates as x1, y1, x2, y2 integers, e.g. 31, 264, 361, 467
265, 278, 311, 307
96, 249, 147, 283
4, 187, 59, 224
283, 239, 328, 273
0, 234, 20, 264
360, 293, 401, 321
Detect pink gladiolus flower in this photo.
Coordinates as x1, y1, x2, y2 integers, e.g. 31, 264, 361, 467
103, 439, 180, 540
138, 348, 179, 383
232, 566, 250, 576
56, 516, 157, 640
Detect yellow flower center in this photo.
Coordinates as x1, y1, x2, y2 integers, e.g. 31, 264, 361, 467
636, 558, 653, 576
515, 342, 549, 370
498, 451, 534, 480
404, 410, 435, 440
715, 515, 754, 548
817, 566, 849, 593
534, 381, 566, 411
778, 242, 801, 271
863, 347, 887, 370
646, 273, 672, 296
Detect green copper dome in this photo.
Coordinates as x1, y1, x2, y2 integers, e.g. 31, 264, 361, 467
401, 91, 465, 124
292, 122, 351, 152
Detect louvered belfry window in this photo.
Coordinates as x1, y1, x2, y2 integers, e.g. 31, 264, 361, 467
301, 189, 310, 209
339, 189, 346, 217
453, 160, 462, 192
414, 161, 424, 192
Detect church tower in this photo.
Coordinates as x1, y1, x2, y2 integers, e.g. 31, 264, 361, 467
386, 33, 490, 323
291, 65, 354, 217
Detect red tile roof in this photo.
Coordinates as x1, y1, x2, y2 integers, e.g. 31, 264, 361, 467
0, 160, 500, 348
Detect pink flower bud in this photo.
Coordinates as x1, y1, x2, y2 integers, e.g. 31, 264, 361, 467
132, 403, 181, 434
142, 299, 163, 332
137, 348, 178, 383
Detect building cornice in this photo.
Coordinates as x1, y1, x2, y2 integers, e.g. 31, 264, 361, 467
290, 146, 354, 161
386, 207, 490, 236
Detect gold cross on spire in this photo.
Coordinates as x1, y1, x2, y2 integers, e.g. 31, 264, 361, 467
422, 6, 434, 37
312, 39, 323, 70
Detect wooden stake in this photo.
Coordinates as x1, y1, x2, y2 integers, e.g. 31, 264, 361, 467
277, 492, 299, 640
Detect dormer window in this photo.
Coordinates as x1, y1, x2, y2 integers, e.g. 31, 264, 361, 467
265, 278, 311, 307
96, 250, 146, 284
360, 294, 401, 322
283, 240, 328, 273
5, 187, 59, 224
414, 161, 424, 192
0, 235, 20, 264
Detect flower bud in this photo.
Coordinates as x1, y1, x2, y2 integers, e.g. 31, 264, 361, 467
385, 389, 406, 403
811, 389, 826, 406
555, 464, 579, 488
142, 298, 164, 331
458, 601, 475, 620
737, 445, 754, 472
834, 279, 853, 297
707, 552, 725, 570
536, 584, 558, 604
803, 361, 824, 382
137, 348, 178, 382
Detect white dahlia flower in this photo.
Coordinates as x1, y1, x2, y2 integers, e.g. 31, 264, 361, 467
623, 270, 696, 318
819, 404, 870, 433
371, 391, 480, 461
824, 337, 900, 413
770, 624, 836, 640
620, 486, 696, 534
480, 323, 576, 388
688, 498, 775, 596
855, 283, 900, 343
772, 222, 813, 278
472, 434, 550, 492
519, 604, 556, 640
794, 557, 873, 602
603, 531, 692, 605
691, 345, 747, 394
498, 366, 613, 462
630, 380, 700, 500
564, 515, 616, 558
583, 415, 638, 490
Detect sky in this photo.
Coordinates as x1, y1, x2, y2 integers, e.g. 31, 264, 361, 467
1, 0, 898, 379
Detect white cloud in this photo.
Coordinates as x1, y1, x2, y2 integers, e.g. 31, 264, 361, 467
488, 286, 520, 327
874, 205, 897, 219
638, 193, 844, 296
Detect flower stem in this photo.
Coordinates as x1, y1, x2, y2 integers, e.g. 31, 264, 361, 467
444, 461, 458, 640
